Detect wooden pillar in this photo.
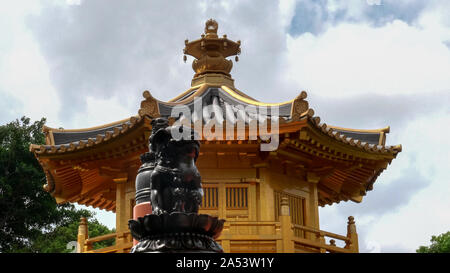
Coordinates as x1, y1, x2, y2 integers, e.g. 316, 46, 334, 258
258, 169, 274, 221
115, 179, 128, 252
221, 222, 231, 253
275, 223, 283, 253
306, 172, 320, 241
248, 182, 257, 235
256, 169, 275, 238
280, 197, 294, 253
77, 217, 88, 253
346, 216, 359, 253
113, 170, 136, 252
218, 182, 226, 219
248, 182, 257, 221
316, 231, 327, 253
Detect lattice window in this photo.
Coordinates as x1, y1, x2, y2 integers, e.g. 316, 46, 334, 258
274, 191, 306, 237
226, 186, 248, 209
201, 186, 219, 209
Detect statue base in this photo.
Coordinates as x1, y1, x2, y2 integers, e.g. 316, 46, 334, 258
128, 212, 225, 253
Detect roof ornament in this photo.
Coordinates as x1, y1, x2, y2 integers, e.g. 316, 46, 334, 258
205, 18, 218, 37
183, 19, 241, 79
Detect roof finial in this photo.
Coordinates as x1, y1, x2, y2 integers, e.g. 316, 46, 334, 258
205, 18, 218, 37
183, 19, 241, 80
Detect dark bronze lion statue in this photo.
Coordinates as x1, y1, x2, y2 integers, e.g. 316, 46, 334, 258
148, 118, 203, 215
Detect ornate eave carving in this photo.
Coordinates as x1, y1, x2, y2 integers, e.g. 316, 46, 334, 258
138, 90, 161, 118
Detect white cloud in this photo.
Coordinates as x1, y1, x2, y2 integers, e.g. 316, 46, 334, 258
285, 20, 450, 98
366, 0, 381, 6
364, 141, 450, 251
289, 1, 450, 252
279, 0, 297, 29
66, 0, 82, 6
319, 110, 450, 252
0, 1, 60, 125
75, 204, 116, 230
68, 95, 136, 129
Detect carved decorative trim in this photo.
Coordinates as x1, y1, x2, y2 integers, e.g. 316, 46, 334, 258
290, 91, 310, 121
138, 90, 160, 118
43, 170, 56, 193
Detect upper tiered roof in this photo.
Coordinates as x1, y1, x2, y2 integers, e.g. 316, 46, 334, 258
32, 85, 397, 155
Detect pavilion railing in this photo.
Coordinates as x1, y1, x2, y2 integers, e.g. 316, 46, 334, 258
291, 224, 354, 253
76, 197, 358, 253
77, 225, 133, 253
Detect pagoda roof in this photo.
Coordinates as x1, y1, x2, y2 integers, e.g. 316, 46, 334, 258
31, 85, 398, 155
30, 84, 401, 209
30, 19, 401, 210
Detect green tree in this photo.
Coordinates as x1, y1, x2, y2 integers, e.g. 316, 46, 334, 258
0, 117, 114, 253
31, 215, 116, 253
417, 231, 450, 253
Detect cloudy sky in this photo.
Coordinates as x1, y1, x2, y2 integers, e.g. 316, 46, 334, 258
1, 0, 449, 252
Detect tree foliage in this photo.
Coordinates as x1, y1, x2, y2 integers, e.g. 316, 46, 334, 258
0, 117, 114, 253
417, 231, 450, 253
32, 217, 116, 253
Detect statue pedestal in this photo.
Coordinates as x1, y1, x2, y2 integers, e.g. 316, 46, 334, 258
128, 212, 225, 253
132, 202, 152, 246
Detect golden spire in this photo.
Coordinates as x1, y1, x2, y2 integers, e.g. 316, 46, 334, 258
184, 19, 241, 85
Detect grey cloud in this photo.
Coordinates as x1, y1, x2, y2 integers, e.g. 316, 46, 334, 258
27, 0, 201, 123
444, 40, 450, 50
307, 90, 450, 145
379, 244, 412, 253
0, 90, 23, 125
352, 223, 414, 252
312, 88, 449, 252
289, 0, 432, 36
319, 168, 430, 253
333, 168, 430, 217
365, 0, 428, 27
289, 0, 331, 35
26, 0, 295, 125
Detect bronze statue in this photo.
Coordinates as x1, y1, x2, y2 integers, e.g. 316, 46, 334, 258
149, 122, 203, 215
135, 118, 169, 204
129, 118, 224, 253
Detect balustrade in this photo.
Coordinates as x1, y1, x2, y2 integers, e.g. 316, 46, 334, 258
76, 197, 358, 253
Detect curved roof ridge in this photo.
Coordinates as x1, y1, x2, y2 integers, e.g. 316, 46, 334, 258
159, 84, 294, 107
152, 85, 211, 106
221, 85, 295, 106
30, 116, 148, 155
308, 117, 401, 155
43, 116, 138, 133
224, 86, 258, 101
327, 125, 390, 134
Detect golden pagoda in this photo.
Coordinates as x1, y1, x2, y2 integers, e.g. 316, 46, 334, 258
30, 19, 401, 253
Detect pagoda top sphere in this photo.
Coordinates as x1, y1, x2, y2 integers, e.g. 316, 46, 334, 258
183, 19, 241, 80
